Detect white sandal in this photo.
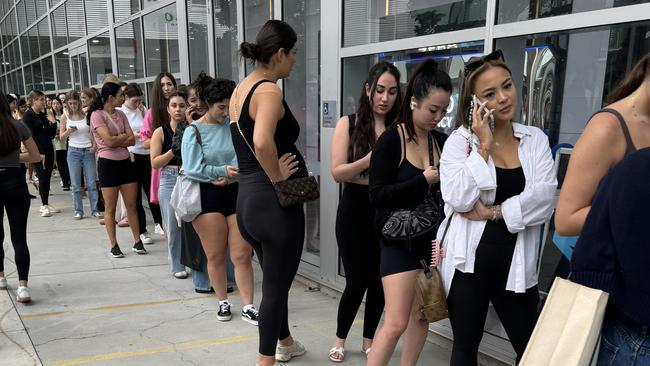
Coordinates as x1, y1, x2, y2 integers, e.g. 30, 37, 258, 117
328, 347, 345, 363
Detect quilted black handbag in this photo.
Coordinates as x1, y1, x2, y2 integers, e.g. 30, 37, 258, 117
381, 129, 443, 248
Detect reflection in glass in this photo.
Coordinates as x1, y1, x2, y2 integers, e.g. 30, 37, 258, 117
28, 26, 39, 61
116, 19, 144, 80
51, 5, 68, 49
55, 50, 72, 90
16, 0, 26, 32
187, 0, 209, 79
42, 56, 55, 91
32, 61, 43, 91
283, 0, 321, 262
25, 0, 36, 28
498, 0, 650, 24
113, 0, 140, 23
66, 0, 86, 42
38, 18, 50, 55
143, 4, 180, 76
88, 32, 112, 85
214, 0, 239, 81
243, 0, 271, 75
85, 0, 109, 34
343, 0, 487, 47
20, 35, 30, 64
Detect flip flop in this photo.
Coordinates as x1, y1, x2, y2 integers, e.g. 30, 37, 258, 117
328, 347, 345, 363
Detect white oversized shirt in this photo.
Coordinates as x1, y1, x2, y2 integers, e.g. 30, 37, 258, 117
437, 123, 557, 294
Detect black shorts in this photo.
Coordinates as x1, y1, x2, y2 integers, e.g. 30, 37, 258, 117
199, 182, 238, 217
97, 157, 137, 188
380, 238, 433, 277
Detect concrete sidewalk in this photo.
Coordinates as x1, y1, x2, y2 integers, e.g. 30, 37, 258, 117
1, 180, 455, 366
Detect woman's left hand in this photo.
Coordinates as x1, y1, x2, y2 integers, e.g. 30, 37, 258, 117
460, 200, 491, 221
212, 177, 228, 186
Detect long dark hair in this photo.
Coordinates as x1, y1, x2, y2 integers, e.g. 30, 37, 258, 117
0, 93, 20, 156
606, 53, 650, 104
400, 60, 452, 142
240, 20, 297, 64
151, 72, 177, 131
350, 61, 401, 162
86, 82, 121, 125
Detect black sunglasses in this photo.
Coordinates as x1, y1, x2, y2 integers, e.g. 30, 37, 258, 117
463, 49, 505, 76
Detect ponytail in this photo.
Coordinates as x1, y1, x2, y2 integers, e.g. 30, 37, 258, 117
606, 53, 650, 104
0, 93, 20, 156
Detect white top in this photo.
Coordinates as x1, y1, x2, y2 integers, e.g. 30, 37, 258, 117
437, 123, 557, 294
66, 116, 93, 148
118, 105, 148, 155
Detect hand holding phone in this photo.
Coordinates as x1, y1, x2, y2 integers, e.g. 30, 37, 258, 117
470, 94, 495, 146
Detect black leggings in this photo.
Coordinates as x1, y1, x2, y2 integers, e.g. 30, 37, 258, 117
237, 172, 304, 356
335, 183, 384, 340
132, 153, 162, 233
0, 168, 31, 281
55, 149, 70, 188
33, 153, 54, 205
447, 241, 539, 366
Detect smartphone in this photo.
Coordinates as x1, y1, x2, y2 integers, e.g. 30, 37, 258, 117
470, 95, 495, 131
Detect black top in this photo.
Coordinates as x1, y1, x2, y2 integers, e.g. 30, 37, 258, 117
369, 126, 447, 229
162, 124, 180, 166
571, 147, 650, 326
590, 108, 637, 156
0, 120, 31, 168
231, 79, 308, 178
479, 167, 525, 245
22, 108, 56, 155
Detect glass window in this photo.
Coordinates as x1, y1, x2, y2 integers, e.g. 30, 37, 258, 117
12, 69, 25, 95
20, 34, 30, 64
142, 0, 164, 10
88, 32, 111, 85
41, 55, 54, 91
66, 0, 85, 41
31, 61, 43, 91
24, 0, 36, 27
495, 19, 650, 296
35, 0, 46, 17
28, 25, 39, 59
243, 0, 271, 74
342, 41, 484, 132
143, 4, 180, 76
51, 4, 67, 49
55, 50, 71, 89
187, 0, 209, 79
113, 0, 140, 23
37, 18, 49, 55
16, 0, 27, 32
11, 41, 20, 71
498, 0, 650, 24
214, 0, 239, 81
85, 0, 108, 34
343, 0, 487, 48
116, 19, 144, 80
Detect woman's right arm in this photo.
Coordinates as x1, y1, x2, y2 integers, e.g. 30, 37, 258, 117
20, 137, 42, 163
150, 127, 174, 169
330, 115, 371, 183
555, 114, 622, 235
439, 131, 497, 213
59, 114, 72, 139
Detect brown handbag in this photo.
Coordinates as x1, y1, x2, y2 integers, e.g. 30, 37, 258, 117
414, 214, 453, 323
233, 120, 319, 208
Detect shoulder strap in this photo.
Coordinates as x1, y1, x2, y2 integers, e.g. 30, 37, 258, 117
591, 108, 636, 154
397, 124, 407, 164
440, 214, 453, 248
188, 124, 201, 145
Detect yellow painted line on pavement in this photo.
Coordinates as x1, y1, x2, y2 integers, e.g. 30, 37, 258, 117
20, 311, 66, 319
52, 335, 254, 366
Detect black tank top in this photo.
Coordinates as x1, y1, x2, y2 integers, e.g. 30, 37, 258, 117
162, 124, 180, 166
590, 108, 637, 156
480, 166, 525, 245
231, 79, 308, 178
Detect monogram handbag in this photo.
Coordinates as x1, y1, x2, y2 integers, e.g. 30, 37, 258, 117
414, 214, 452, 323
381, 127, 443, 247
233, 120, 319, 208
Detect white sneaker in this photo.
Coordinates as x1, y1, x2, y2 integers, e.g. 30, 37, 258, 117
40, 206, 52, 217
47, 205, 61, 213
154, 224, 165, 236
173, 271, 188, 279
275, 340, 306, 362
0, 277, 7, 289
73, 212, 83, 220
140, 232, 153, 245
16, 286, 31, 303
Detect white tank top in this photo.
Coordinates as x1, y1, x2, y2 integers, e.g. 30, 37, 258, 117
66, 116, 93, 148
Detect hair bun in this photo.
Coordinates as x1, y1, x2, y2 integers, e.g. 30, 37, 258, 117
240, 41, 261, 61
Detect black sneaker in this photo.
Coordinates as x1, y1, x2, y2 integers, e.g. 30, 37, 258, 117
132, 240, 147, 254
195, 287, 215, 294
110, 244, 125, 258
227, 285, 234, 293
242, 306, 259, 326
217, 302, 232, 321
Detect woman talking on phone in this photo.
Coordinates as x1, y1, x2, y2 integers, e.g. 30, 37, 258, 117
438, 50, 556, 365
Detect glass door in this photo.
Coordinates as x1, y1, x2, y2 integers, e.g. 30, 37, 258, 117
69, 46, 90, 89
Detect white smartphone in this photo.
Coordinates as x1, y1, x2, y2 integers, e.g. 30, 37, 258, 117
472, 95, 495, 131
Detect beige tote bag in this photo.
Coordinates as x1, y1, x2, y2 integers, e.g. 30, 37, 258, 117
520, 277, 608, 366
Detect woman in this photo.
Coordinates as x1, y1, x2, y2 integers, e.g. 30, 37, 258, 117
118, 83, 163, 244
52, 97, 71, 191
438, 50, 556, 365
556, 54, 650, 235
186, 74, 209, 122
367, 60, 450, 366
141, 72, 177, 150
22, 90, 59, 217
15, 97, 27, 120
230, 20, 306, 366
150, 92, 188, 279
89, 82, 145, 258
182, 78, 259, 324
328, 61, 401, 362
60, 91, 101, 220
80, 88, 97, 114
0, 93, 41, 303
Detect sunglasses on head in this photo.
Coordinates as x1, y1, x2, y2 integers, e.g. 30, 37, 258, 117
464, 49, 505, 76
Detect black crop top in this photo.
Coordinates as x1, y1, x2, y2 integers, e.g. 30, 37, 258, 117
230, 79, 308, 178
162, 124, 180, 166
